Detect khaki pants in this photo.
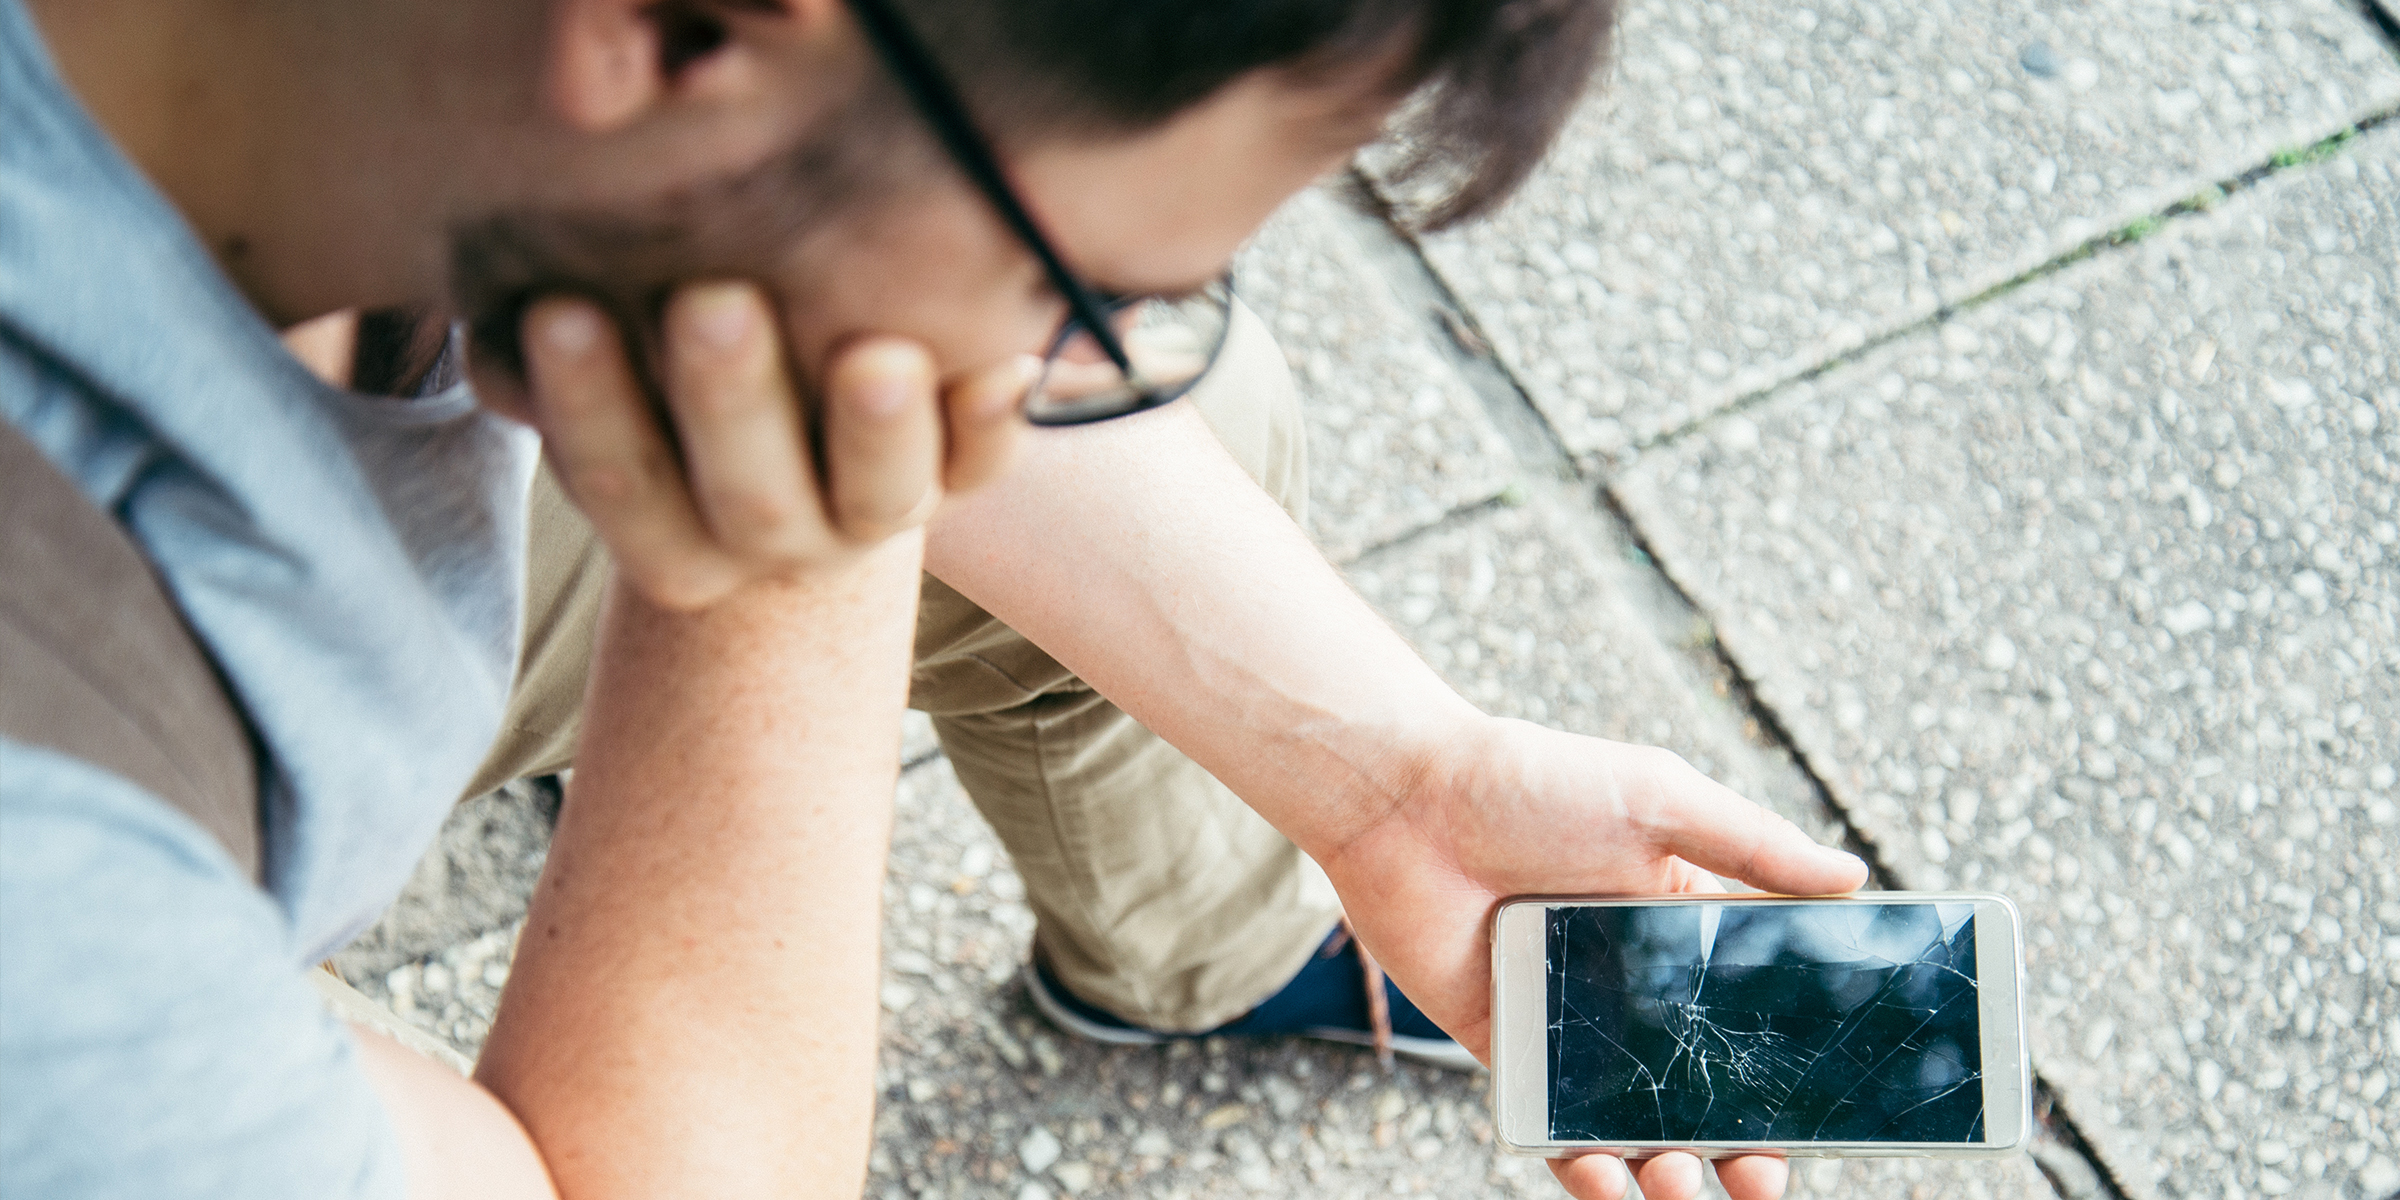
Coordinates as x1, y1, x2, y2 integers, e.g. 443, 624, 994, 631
467, 303, 1342, 1032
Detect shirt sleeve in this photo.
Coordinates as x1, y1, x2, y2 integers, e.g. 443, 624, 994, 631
1, 740, 407, 1200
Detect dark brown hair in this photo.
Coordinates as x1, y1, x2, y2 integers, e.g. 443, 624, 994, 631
896, 0, 1617, 229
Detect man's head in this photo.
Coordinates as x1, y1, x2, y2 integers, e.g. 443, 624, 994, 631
444, 0, 1616, 396
40, 0, 1605, 394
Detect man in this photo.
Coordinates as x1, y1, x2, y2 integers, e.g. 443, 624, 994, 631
0, 3, 1861, 1200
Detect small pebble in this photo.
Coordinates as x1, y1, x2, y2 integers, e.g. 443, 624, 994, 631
1201, 1104, 1248, 1132
1020, 1127, 1062, 1174
2019, 41, 2060, 78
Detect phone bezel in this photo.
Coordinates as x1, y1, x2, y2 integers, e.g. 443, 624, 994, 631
1491, 893, 2029, 1158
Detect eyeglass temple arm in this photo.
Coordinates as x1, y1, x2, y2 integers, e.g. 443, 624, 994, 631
841, 0, 1137, 377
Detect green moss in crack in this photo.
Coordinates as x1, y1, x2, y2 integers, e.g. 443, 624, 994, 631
2178, 184, 2227, 214
2271, 126, 2357, 169
2113, 214, 2165, 244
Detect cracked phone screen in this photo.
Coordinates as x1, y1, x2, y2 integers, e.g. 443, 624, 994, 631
1547, 902, 1984, 1143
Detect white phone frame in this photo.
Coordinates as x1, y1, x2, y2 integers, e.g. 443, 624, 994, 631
1491, 893, 2029, 1159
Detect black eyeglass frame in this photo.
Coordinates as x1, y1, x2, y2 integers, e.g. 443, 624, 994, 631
842, 0, 1234, 426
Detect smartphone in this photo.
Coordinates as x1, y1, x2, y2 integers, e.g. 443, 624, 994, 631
1490, 893, 2029, 1158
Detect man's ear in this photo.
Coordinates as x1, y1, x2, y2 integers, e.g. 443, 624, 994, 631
545, 0, 796, 134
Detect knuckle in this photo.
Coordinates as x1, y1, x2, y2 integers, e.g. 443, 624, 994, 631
562, 447, 681, 510
718, 485, 803, 538
837, 485, 940, 544
674, 365, 769, 421
565, 463, 637, 508
532, 370, 607, 418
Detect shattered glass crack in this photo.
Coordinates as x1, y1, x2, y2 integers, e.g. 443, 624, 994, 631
1547, 902, 1985, 1144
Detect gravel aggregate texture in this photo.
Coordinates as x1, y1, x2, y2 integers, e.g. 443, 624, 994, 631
1408, 0, 2400, 455
1616, 128, 2400, 1200
1238, 187, 1519, 562
330, 779, 552, 987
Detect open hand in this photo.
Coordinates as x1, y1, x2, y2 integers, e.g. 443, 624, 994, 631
475, 282, 1034, 609
1313, 717, 1869, 1200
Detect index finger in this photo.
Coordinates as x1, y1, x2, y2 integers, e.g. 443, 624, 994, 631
521, 297, 740, 609
659, 282, 835, 564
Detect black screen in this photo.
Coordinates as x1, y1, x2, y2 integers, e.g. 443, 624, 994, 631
1546, 902, 1985, 1144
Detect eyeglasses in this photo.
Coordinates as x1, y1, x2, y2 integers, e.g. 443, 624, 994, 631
844, 0, 1236, 426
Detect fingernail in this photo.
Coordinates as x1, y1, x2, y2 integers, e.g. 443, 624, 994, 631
857, 374, 912, 417
540, 304, 603, 357
681, 283, 753, 349
845, 343, 928, 417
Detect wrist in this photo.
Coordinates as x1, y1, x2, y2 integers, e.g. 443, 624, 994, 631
1282, 696, 1491, 865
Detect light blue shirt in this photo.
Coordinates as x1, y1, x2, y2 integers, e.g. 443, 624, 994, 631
1, 0, 538, 1192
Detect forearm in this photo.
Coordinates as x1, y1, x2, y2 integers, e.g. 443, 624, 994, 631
473, 536, 921, 1200
922, 404, 1477, 859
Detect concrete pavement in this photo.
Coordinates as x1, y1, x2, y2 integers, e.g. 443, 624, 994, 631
1616, 125, 2400, 1199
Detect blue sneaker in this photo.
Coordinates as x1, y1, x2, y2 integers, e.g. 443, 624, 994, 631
1023, 927, 1482, 1071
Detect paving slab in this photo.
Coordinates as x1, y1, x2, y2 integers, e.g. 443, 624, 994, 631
1616, 129, 2400, 1199
1406, 0, 2400, 455
1239, 186, 1520, 562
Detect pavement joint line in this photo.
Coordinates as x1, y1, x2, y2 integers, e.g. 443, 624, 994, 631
1339, 491, 1519, 570
2358, 0, 2400, 52
1634, 101, 2400, 458
2029, 1078, 2139, 1200
1335, 168, 1580, 480
900, 747, 945, 774
1587, 490, 1905, 889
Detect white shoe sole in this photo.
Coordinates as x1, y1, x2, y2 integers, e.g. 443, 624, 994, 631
1022, 962, 1172, 1046
1022, 964, 1486, 1071
1296, 1025, 1487, 1072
